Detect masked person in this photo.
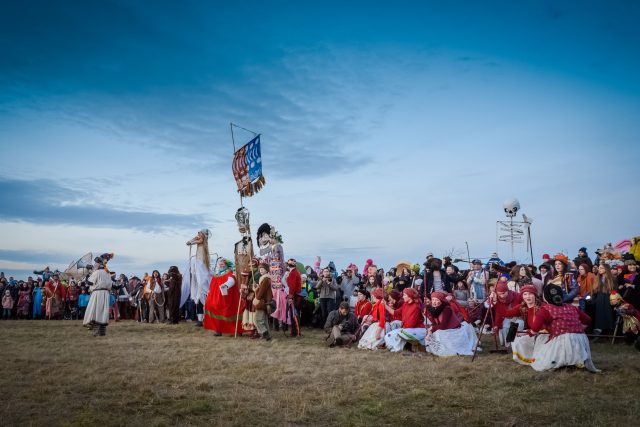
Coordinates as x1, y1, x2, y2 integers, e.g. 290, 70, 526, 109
204, 258, 241, 336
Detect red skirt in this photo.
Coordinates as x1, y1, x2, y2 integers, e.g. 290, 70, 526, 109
203, 271, 243, 335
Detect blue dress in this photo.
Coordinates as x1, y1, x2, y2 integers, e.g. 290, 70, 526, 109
32, 287, 43, 318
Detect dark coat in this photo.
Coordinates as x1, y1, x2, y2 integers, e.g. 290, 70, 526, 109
324, 309, 358, 334
419, 269, 452, 298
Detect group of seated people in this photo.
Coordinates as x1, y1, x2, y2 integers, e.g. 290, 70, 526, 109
320, 251, 640, 373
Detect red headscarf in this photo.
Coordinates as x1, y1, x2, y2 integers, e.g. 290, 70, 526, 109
430, 291, 447, 303
403, 287, 420, 303
520, 285, 537, 296
371, 287, 384, 300
496, 281, 509, 293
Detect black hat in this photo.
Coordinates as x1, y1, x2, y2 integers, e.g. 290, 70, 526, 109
543, 284, 563, 306
357, 288, 370, 299
579, 247, 587, 253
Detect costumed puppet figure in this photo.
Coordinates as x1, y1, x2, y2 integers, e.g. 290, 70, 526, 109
524, 284, 598, 372
234, 207, 258, 335
257, 223, 288, 330
424, 291, 478, 357
82, 257, 114, 336
94, 253, 115, 273
204, 257, 241, 336
181, 229, 213, 327
609, 291, 640, 348
234, 207, 258, 289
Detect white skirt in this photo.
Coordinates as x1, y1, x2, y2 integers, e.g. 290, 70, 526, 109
529, 333, 598, 373
424, 322, 478, 357
83, 290, 110, 326
180, 258, 212, 306
358, 323, 386, 350
384, 327, 427, 352
512, 334, 538, 365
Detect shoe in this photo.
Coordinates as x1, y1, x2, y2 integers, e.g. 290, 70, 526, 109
195, 321, 203, 327
214, 332, 222, 336
262, 332, 272, 341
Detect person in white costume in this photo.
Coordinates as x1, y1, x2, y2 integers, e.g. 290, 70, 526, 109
83, 260, 113, 336
181, 229, 213, 327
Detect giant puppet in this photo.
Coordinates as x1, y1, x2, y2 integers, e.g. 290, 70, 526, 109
234, 207, 258, 336
257, 223, 288, 329
228, 125, 269, 335
181, 229, 213, 326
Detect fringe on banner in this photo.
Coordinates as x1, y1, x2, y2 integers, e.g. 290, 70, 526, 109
239, 175, 266, 197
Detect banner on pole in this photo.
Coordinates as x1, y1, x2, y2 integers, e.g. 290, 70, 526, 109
232, 135, 266, 197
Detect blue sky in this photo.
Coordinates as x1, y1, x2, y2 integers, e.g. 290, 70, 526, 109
1, 1, 639, 279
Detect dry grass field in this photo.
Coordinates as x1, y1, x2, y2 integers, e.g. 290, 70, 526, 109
0, 320, 638, 426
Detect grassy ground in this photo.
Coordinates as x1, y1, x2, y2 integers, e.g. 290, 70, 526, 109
0, 320, 638, 426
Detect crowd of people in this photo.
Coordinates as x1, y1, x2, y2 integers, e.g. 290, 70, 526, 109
2, 242, 639, 372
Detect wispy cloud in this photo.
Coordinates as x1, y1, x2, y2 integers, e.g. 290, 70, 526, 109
0, 178, 207, 231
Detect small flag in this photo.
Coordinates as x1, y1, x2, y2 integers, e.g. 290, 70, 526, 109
232, 135, 266, 197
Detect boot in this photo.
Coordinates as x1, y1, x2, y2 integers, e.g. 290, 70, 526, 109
262, 332, 272, 341
99, 324, 107, 336
592, 328, 602, 343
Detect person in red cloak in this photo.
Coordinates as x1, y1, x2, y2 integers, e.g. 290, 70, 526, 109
489, 277, 524, 346
45, 273, 66, 319
204, 258, 242, 336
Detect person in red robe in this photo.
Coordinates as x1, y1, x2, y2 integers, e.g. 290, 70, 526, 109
285, 259, 303, 337
204, 258, 242, 336
355, 289, 373, 323
489, 279, 523, 346
45, 274, 66, 319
